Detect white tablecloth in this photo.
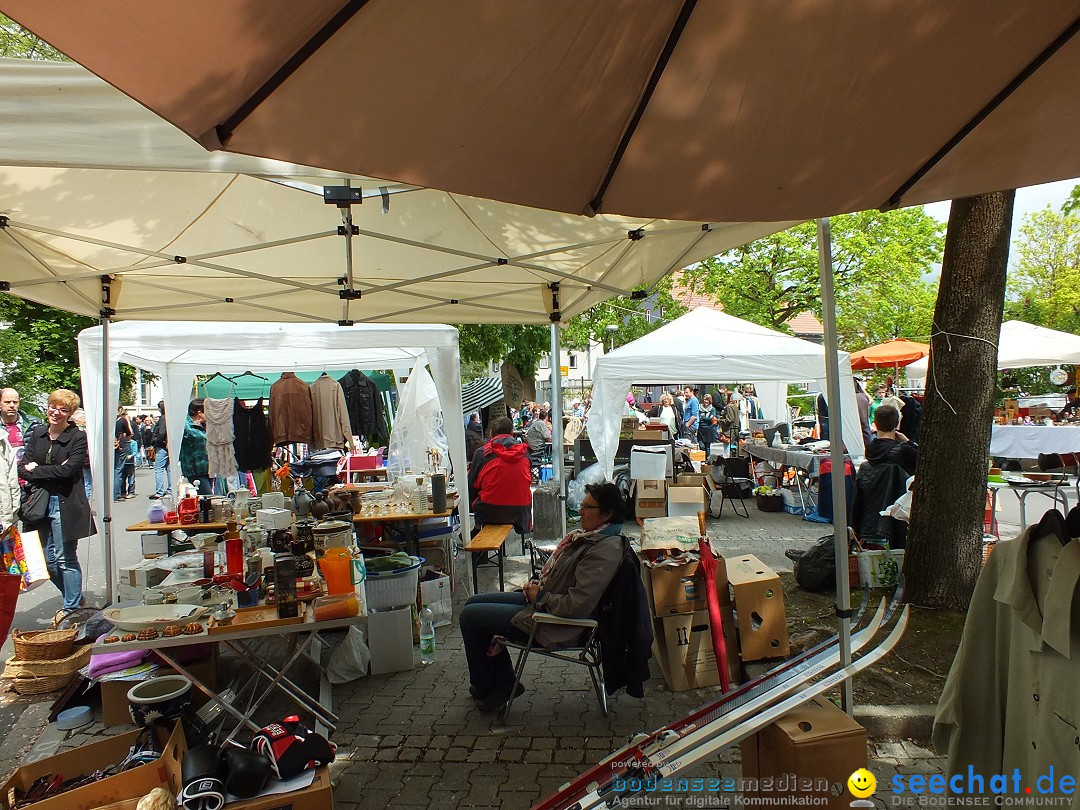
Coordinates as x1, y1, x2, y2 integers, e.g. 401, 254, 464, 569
990, 425, 1080, 458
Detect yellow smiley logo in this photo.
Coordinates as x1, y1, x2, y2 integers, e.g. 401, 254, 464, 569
848, 768, 876, 798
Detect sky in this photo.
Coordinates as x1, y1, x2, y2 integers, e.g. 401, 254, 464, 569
922, 177, 1078, 242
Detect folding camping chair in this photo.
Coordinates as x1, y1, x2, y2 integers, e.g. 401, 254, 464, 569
714, 456, 753, 518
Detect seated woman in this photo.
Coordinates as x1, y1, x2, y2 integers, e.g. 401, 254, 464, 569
458, 482, 626, 712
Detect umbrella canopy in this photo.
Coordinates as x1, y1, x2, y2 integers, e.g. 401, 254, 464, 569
5, 2, 1080, 222
460, 376, 504, 417
849, 339, 931, 371
907, 321, 1080, 378
0, 59, 789, 323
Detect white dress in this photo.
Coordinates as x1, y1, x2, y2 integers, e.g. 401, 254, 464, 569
203, 397, 238, 478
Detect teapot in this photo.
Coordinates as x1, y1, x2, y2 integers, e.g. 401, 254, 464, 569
293, 488, 315, 517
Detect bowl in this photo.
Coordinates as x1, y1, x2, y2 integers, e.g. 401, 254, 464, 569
127, 675, 192, 727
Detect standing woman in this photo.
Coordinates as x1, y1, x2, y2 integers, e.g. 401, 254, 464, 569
698, 393, 718, 459
19, 390, 93, 613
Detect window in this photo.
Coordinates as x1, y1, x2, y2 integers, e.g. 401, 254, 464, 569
567, 354, 578, 369
540, 354, 550, 369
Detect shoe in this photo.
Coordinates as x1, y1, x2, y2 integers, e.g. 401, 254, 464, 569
477, 682, 525, 712
469, 684, 489, 699
149, 493, 162, 499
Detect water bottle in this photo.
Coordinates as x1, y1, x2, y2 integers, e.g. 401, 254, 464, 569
411, 476, 428, 514
419, 603, 436, 664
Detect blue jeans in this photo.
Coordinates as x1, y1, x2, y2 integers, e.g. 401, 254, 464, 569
40, 494, 82, 610
113, 451, 125, 500
154, 450, 172, 496
458, 591, 529, 694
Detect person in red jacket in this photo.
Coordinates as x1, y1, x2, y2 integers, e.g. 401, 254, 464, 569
467, 417, 532, 535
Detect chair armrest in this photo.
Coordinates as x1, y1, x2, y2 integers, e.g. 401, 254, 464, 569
532, 612, 597, 628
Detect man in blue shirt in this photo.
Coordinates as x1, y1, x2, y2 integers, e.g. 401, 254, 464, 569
682, 386, 700, 443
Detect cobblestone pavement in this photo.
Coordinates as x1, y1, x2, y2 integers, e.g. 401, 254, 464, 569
5, 504, 963, 809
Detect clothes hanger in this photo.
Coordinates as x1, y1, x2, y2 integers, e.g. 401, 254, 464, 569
198, 371, 235, 395
232, 370, 269, 382
1035, 507, 1069, 546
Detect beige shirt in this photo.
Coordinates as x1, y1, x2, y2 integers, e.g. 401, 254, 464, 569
933, 527, 1080, 801
0, 434, 18, 526
310, 374, 353, 451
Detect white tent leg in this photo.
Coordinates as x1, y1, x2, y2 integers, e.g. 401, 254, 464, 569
550, 320, 566, 537
100, 293, 114, 605
817, 218, 853, 713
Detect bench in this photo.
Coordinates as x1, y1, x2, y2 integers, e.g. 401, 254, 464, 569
465, 524, 513, 592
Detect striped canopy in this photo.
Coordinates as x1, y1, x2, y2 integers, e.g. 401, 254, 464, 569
461, 376, 504, 417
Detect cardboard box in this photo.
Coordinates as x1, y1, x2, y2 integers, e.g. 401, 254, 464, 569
368, 606, 414, 675
225, 767, 334, 810
100, 652, 219, 727
0, 722, 184, 810
632, 479, 667, 519
642, 555, 730, 616
726, 554, 791, 660
676, 471, 713, 491
741, 697, 867, 810
651, 607, 739, 691
689, 449, 706, 461
257, 507, 292, 529
118, 559, 168, 589
667, 483, 707, 518
633, 425, 670, 440
140, 532, 168, 557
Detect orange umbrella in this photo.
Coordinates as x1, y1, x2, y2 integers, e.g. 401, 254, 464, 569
850, 338, 930, 370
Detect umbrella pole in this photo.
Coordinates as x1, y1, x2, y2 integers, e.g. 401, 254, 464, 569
100, 280, 114, 605
816, 219, 854, 714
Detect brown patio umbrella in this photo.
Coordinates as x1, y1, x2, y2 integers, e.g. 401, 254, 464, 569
3, 1, 1080, 222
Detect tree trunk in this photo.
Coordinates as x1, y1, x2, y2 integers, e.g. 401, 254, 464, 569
905, 191, 1014, 610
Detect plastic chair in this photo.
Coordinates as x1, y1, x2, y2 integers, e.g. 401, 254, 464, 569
715, 456, 753, 518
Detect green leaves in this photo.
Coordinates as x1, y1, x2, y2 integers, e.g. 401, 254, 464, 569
681, 208, 944, 348
1007, 200, 1080, 333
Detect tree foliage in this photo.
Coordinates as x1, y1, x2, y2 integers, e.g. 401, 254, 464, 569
1005, 202, 1080, 333
561, 275, 687, 353
0, 14, 66, 60
456, 324, 551, 379
681, 209, 944, 348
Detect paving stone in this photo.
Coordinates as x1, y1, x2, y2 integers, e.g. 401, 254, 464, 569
525, 749, 553, 764
380, 734, 405, 747
497, 747, 525, 762
445, 747, 469, 761
531, 737, 559, 750
467, 748, 497, 763
431, 734, 452, 748
553, 748, 584, 764
374, 748, 398, 762
423, 747, 446, 762
474, 736, 502, 749
403, 734, 430, 747
396, 747, 422, 762
502, 736, 530, 748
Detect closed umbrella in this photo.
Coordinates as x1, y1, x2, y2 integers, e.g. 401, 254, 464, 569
4, 2, 1080, 222
696, 512, 730, 692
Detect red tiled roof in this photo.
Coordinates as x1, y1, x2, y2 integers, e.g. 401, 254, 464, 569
672, 272, 822, 334
788, 311, 824, 335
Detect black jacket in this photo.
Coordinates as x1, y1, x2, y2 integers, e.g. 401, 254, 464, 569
151, 415, 168, 450
18, 423, 95, 544
852, 461, 909, 548
338, 370, 387, 444
865, 437, 917, 476
596, 543, 653, 698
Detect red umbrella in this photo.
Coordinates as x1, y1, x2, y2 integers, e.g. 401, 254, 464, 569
697, 511, 730, 692
849, 338, 930, 371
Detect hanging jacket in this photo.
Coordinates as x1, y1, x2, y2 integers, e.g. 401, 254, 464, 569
596, 541, 653, 698
338, 370, 387, 445
268, 372, 314, 446
852, 461, 910, 548
179, 417, 209, 481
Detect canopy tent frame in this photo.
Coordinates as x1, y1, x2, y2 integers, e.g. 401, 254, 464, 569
77, 320, 469, 604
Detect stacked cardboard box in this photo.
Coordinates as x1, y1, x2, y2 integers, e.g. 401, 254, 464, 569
726, 554, 791, 660
642, 553, 740, 690
741, 696, 867, 810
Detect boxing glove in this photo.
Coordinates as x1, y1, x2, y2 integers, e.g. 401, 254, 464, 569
250, 716, 336, 780
220, 746, 273, 798
179, 745, 225, 810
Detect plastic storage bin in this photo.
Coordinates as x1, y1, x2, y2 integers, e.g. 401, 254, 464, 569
364, 555, 424, 610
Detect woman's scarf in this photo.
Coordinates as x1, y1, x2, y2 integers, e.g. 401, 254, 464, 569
537, 522, 612, 588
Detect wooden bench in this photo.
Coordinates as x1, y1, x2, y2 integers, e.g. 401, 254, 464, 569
465, 524, 513, 592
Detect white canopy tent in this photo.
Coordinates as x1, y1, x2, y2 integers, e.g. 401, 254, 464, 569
907, 320, 1080, 378
0, 58, 791, 325
76, 321, 470, 594
589, 308, 864, 479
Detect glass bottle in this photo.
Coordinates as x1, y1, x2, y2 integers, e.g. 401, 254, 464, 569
419, 604, 436, 664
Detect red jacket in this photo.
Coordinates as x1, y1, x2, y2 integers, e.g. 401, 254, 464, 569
470, 435, 532, 508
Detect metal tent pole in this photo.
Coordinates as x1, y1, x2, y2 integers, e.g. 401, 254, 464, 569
549, 284, 567, 536
816, 218, 854, 713
100, 277, 115, 605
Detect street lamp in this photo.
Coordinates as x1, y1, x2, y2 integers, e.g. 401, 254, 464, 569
605, 323, 618, 353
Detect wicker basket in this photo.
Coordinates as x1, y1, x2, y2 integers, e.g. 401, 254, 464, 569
12, 625, 77, 661
2, 644, 91, 695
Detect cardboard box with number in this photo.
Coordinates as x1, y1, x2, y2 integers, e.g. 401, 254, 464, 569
632, 479, 668, 519
651, 607, 740, 690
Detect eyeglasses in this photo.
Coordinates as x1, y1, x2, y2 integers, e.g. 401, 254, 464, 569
580, 504, 602, 511
47, 405, 71, 414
